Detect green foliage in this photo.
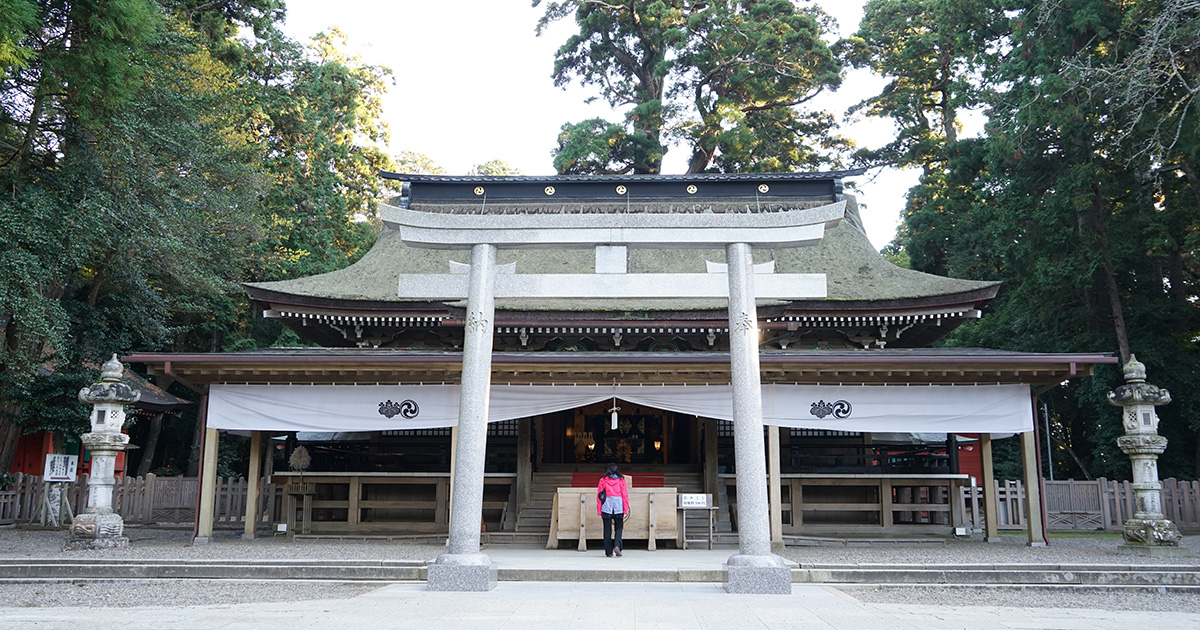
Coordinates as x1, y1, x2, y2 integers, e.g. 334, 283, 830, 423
0, 0, 38, 73
0, 3, 401, 455
846, 0, 1001, 168
393, 151, 446, 175
879, 243, 910, 269
862, 0, 1200, 480
553, 118, 647, 174
536, 0, 844, 174
469, 159, 522, 176
0, 366, 93, 436
242, 28, 396, 281
216, 432, 250, 478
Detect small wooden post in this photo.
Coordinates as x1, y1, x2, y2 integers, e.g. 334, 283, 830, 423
881, 478, 894, 528
577, 494, 587, 551
648, 493, 657, 551
980, 434, 1000, 541
546, 493, 560, 550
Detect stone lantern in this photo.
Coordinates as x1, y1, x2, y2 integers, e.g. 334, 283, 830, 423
1106, 355, 1184, 555
68, 354, 139, 549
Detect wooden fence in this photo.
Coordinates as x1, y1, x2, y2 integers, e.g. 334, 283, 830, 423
0, 473, 281, 529
958, 478, 1200, 532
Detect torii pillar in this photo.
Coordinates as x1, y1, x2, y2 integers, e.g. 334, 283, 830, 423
722, 242, 792, 593
427, 243, 500, 591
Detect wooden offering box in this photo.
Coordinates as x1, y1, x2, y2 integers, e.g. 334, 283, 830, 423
547, 480, 678, 551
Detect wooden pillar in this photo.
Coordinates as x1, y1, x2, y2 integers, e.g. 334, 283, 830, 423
517, 417, 532, 506
881, 478, 894, 528
448, 425, 458, 527
704, 417, 718, 501
242, 430, 263, 540
1021, 430, 1047, 546
768, 426, 783, 549
662, 414, 670, 464
980, 433, 1000, 541
534, 416, 544, 467
194, 427, 220, 543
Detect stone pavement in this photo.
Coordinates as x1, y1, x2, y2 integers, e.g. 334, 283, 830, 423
2, 581, 1199, 630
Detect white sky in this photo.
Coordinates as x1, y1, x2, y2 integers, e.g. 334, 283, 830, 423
280, 0, 919, 249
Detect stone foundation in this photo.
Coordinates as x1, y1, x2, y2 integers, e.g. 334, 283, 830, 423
1117, 543, 1190, 556
63, 535, 129, 551
426, 553, 497, 591
1123, 518, 1183, 547
722, 554, 792, 594
65, 512, 128, 551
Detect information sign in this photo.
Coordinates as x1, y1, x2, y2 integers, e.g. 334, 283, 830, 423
678, 493, 710, 508
43, 454, 79, 482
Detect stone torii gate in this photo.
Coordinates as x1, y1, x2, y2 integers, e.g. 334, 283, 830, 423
386, 194, 847, 594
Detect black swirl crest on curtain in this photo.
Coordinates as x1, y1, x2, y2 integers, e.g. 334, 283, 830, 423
809, 399, 852, 419
379, 399, 420, 419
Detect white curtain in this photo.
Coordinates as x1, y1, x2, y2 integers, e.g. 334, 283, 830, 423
208, 383, 1032, 433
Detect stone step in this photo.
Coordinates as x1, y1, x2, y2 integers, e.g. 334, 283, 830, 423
0, 559, 424, 581
1, 559, 1196, 588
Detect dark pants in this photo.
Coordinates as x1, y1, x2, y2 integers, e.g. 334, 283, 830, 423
602, 512, 624, 556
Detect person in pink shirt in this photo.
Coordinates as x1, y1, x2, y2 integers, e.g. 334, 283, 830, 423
596, 462, 630, 557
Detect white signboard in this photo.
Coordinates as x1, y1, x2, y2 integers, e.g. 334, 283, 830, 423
43, 454, 78, 482
679, 493, 711, 509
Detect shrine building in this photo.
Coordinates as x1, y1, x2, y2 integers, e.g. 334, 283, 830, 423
127, 172, 1114, 558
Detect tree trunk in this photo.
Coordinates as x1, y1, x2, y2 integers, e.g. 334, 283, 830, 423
136, 412, 164, 477
186, 409, 205, 477
0, 413, 22, 475
1179, 157, 1200, 211
1194, 434, 1199, 480
1084, 187, 1132, 362
1055, 437, 1093, 480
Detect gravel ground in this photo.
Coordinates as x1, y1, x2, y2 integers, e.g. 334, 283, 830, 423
0, 526, 444, 562
0, 579, 383, 608
847, 585, 1200, 614
0, 526, 1195, 611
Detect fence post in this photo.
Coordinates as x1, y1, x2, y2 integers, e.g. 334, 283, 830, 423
1191, 481, 1200, 528
143, 474, 155, 523
1096, 478, 1111, 530
970, 485, 982, 531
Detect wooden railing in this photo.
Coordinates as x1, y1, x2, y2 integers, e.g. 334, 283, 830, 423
5, 473, 1196, 533
0, 473, 281, 528
958, 478, 1200, 531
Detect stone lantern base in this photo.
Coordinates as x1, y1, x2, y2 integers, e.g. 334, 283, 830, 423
1117, 519, 1187, 556
65, 512, 129, 550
